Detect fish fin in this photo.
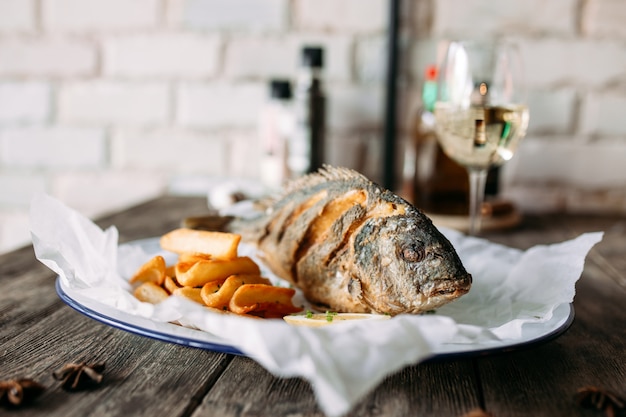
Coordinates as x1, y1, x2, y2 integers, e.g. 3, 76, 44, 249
282, 165, 371, 196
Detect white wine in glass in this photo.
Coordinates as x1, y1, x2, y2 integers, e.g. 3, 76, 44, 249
434, 40, 529, 235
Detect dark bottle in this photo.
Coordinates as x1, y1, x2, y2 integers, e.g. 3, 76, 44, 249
403, 65, 469, 215
289, 46, 326, 178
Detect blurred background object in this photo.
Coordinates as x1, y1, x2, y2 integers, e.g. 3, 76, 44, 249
1, 0, 625, 254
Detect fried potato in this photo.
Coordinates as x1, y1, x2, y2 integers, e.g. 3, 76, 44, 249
200, 277, 228, 295
175, 257, 261, 287
229, 284, 302, 317
163, 275, 182, 294
134, 282, 169, 304
132, 228, 301, 319
173, 286, 204, 304
129, 255, 166, 286
160, 228, 241, 259
178, 252, 212, 263
201, 275, 271, 310
165, 264, 177, 278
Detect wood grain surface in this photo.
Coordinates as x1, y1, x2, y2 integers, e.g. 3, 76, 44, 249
1, 196, 624, 417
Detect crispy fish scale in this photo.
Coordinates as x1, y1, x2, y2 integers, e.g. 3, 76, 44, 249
226, 166, 472, 315
259, 190, 329, 284
295, 203, 369, 311
293, 190, 367, 267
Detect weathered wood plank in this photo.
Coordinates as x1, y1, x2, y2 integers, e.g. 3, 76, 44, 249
476, 215, 626, 417
476, 272, 626, 416
0, 197, 231, 417
348, 361, 482, 417
95, 196, 211, 243
194, 357, 324, 417
194, 348, 481, 417
1, 299, 234, 417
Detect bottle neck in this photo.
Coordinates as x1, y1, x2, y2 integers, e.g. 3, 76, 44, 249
297, 67, 324, 92
422, 80, 437, 113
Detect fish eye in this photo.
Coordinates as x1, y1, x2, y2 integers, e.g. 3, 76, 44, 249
399, 242, 425, 263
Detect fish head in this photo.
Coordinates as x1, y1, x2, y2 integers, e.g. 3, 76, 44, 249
352, 213, 472, 315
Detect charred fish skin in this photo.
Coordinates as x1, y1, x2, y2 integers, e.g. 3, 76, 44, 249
351, 212, 472, 315
226, 166, 472, 315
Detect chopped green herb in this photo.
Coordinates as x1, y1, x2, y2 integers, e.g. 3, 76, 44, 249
305, 310, 313, 319
325, 311, 338, 322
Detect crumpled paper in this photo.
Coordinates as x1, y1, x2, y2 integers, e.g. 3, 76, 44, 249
30, 193, 603, 417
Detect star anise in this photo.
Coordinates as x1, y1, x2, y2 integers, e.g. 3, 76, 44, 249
575, 386, 625, 417
0, 378, 46, 407
53, 361, 105, 391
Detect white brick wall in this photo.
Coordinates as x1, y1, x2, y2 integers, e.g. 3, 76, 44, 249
327, 84, 384, 130
52, 171, 166, 218
521, 39, 626, 88
176, 0, 288, 32
224, 37, 295, 79
1, 126, 105, 169
0, 173, 46, 207
584, 0, 626, 37
432, 0, 578, 37
42, 0, 160, 32
224, 35, 352, 81
579, 92, 626, 136
111, 128, 227, 174
355, 36, 387, 84
0, 0, 35, 32
0, 82, 51, 123
0, 37, 96, 76
0, 210, 30, 253
0, 0, 626, 254
509, 138, 626, 189
526, 89, 577, 135
177, 82, 265, 127
103, 34, 221, 78
294, 0, 387, 34
59, 82, 170, 125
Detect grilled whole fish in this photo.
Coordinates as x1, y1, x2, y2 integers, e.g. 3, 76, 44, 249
189, 166, 472, 315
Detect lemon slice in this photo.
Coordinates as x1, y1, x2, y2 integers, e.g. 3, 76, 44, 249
283, 312, 391, 327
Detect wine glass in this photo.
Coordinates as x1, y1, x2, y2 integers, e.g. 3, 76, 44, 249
434, 39, 529, 235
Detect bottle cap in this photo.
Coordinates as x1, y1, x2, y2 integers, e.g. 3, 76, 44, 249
269, 79, 292, 99
422, 65, 438, 111
301, 46, 324, 68
425, 65, 438, 81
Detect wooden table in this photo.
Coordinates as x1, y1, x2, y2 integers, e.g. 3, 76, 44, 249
2, 196, 625, 417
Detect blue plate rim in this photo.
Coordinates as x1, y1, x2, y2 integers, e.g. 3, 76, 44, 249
56, 276, 574, 360
55, 278, 245, 356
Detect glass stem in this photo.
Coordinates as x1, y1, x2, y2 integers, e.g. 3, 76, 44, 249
468, 168, 488, 236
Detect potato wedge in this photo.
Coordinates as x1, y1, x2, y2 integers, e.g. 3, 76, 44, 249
175, 257, 260, 287
129, 255, 166, 286
201, 274, 271, 310
134, 282, 169, 304
229, 284, 302, 317
173, 286, 204, 305
160, 228, 241, 259
163, 275, 182, 294
178, 252, 212, 263
165, 264, 177, 278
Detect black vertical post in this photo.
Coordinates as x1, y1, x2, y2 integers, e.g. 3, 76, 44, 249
383, 0, 400, 190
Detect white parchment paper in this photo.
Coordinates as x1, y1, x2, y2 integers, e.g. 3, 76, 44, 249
30, 193, 603, 417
